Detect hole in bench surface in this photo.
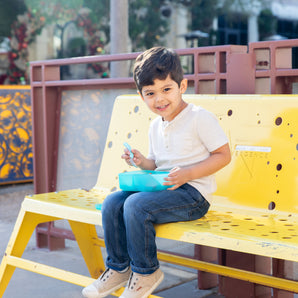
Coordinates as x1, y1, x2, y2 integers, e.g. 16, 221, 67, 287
275, 117, 282, 126
227, 109, 233, 116
134, 106, 139, 113
276, 164, 282, 171
268, 201, 276, 210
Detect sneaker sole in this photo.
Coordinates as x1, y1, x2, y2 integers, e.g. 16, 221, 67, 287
82, 279, 128, 298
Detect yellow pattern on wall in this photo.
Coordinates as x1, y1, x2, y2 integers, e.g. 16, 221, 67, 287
0, 86, 33, 184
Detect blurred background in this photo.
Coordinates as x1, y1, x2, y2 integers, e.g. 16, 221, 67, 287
1, 0, 298, 186
1, 0, 298, 85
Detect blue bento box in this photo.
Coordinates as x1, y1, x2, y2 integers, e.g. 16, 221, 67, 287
118, 170, 172, 192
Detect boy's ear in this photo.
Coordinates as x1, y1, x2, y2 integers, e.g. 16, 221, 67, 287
180, 78, 188, 94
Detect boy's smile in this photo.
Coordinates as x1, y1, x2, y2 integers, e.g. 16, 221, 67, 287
140, 75, 188, 122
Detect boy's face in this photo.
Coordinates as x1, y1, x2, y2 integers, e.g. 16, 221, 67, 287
140, 75, 187, 122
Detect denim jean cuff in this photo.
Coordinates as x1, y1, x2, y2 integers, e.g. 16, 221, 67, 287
106, 261, 130, 272
131, 263, 159, 275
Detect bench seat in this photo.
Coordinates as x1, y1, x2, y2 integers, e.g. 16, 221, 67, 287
23, 189, 298, 263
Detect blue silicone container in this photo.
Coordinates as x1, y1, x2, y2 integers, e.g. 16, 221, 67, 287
118, 170, 172, 192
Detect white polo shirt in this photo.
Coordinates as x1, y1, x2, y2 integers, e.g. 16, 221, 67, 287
147, 103, 228, 202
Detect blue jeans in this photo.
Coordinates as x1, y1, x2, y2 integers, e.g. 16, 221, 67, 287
101, 183, 210, 274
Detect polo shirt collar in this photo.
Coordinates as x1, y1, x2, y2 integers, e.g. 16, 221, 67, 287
162, 102, 192, 128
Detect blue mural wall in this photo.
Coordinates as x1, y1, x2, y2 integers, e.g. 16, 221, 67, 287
0, 86, 33, 184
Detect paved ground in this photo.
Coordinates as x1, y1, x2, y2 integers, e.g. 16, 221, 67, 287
0, 183, 224, 298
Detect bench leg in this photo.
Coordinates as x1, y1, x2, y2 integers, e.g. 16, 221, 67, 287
273, 259, 294, 298
0, 254, 15, 297
0, 209, 58, 296
68, 221, 105, 279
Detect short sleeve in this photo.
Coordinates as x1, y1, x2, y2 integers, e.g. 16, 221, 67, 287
196, 108, 228, 152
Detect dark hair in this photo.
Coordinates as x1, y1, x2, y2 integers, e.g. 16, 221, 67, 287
133, 47, 184, 93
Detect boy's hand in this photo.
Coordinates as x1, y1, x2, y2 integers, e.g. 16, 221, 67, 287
122, 148, 142, 167
122, 148, 157, 170
164, 166, 189, 190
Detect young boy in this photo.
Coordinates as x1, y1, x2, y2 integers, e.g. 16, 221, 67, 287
82, 47, 231, 298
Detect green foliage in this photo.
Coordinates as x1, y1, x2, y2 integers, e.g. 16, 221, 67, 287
187, 0, 218, 46
129, 0, 170, 51
25, 0, 83, 24
79, 0, 110, 43
67, 37, 86, 57
14, 0, 270, 55
25, 0, 83, 13
83, 0, 109, 24
8, 9, 46, 84
24, 0, 111, 45
258, 9, 277, 40
190, 0, 218, 31
0, 0, 27, 36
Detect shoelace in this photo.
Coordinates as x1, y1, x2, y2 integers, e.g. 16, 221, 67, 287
95, 268, 113, 286
127, 273, 139, 290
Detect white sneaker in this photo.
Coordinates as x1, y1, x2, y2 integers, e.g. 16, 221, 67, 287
119, 268, 164, 298
82, 268, 131, 298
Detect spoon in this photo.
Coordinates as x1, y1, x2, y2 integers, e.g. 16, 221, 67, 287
123, 142, 137, 167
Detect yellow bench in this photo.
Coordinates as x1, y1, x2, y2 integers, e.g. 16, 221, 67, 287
1, 94, 298, 296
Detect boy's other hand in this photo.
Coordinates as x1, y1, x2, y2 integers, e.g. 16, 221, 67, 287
164, 166, 189, 190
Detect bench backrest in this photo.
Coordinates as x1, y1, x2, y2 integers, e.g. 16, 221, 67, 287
95, 94, 298, 213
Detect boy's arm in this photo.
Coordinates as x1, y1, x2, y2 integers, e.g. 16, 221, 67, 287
165, 143, 231, 190
138, 158, 157, 171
